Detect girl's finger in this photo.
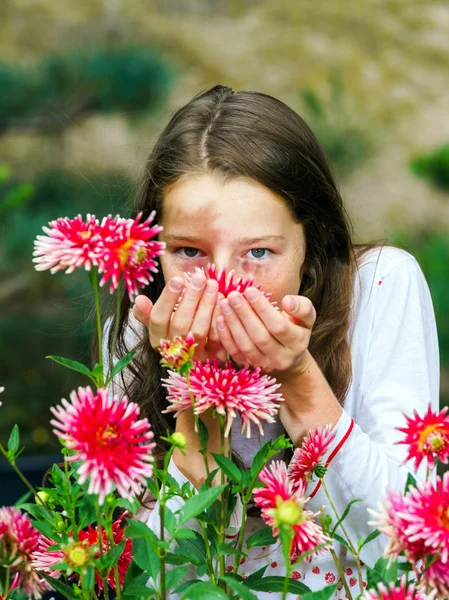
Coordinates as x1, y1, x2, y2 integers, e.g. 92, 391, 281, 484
216, 316, 247, 365
220, 298, 265, 365
133, 295, 153, 326
170, 273, 207, 337
148, 277, 184, 347
189, 279, 219, 345
207, 293, 226, 358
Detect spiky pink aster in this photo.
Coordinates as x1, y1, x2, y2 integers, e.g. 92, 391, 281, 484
368, 489, 414, 561
397, 406, 449, 472
32, 515, 132, 593
0, 507, 49, 599
253, 461, 330, 562
50, 387, 156, 504
422, 555, 449, 597
288, 424, 335, 488
361, 581, 435, 600
159, 332, 197, 372
97, 211, 165, 300
184, 263, 274, 302
33, 214, 103, 274
162, 360, 283, 438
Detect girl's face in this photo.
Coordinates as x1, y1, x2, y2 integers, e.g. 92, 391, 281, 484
159, 173, 306, 305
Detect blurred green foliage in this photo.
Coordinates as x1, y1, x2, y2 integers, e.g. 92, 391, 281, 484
409, 143, 449, 192
0, 45, 174, 132
301, 72, 372, 176
0, 169, 135, 454
390, 230, 449, 372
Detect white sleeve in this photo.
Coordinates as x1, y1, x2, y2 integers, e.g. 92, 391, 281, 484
303, 256, 440, 564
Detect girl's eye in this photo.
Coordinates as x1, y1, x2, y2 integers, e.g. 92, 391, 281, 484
176, 247, 203, 259
247, 248, 270, 259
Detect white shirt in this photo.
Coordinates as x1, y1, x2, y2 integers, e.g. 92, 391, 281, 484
113, 246, 440, 599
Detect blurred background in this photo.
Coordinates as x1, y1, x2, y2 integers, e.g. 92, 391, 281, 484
1, 0, 449, 504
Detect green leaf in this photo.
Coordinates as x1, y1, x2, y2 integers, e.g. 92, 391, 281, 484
13, 491, 31, 507
163, 505, 177, 536
174, 529, 196, 540
176, 484, 226, 527
359, 528, 381, 551
125, 519, 156, 540
166, 566, 189, 590
174, 532, 207, 567
101, 541, 126, 571
37, 572, 78, 599
332, 533, 353, 554
366, 565, 386, 590
197, 416, 210, 449
217, 542, 246, 557
7, 424, 19, 455
133, 537, 160, 581
244, 564, 268, 585
220, 576, 258, 600
108, 349, 137, 382
123, 573, 156, 597
46, 355, 96, 381
373, 556, 398, 583
91, 362, 104, 379
330, 499, 362, 537
246, 526, 277, 549
404, 472, 417, 493
300, 584, 338, 600
82, 566, 95, 594
211, 453, 242, 483
246, 576, 311, 594
181, 581, 229, 600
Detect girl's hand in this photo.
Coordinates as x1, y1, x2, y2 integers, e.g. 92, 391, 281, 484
132, 274, 227, 362
216, 287, 316, 378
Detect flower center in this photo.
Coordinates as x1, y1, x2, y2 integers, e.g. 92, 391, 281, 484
273, 498, 303, 526
419, 424, 440, 449
135, 247, 147, 264
118, 238, 135, 267
79, 230, 92, 240
439, 506, 449, 530
65, 542, 90, 568
98, 424, 119, 445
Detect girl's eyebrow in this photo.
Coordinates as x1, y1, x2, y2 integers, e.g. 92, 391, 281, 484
163, 234, 286, 244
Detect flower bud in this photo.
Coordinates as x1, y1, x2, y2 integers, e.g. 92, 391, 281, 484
35, 491, 52, 506
272, 499, 302, 527
170, 432, 187, 448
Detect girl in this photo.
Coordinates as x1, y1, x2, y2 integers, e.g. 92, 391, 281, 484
105, 85, 439, 597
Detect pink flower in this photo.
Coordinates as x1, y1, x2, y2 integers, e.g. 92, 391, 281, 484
361, 580, 434, 600
253, 461, 330, 562
396, 406, 449, 471
0, 572, 20, 600
32, 515, 132, 593
97, 211, 165, 300
0, 507, 49, 599
50, 387, 156, 504
288, 424, 335, 487
423, 555, 449, 597
159, 332, 197, 372
184, 263, 274, 302
162, 360, 283, 438
368, 489, 413, 561
33, 214, 103, 274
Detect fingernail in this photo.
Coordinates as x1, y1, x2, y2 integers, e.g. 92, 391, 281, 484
206, 281, 217, 295
287, 296, 298, 311
169, 278, 184, 292
221, 301, 232, 314
246, 288, 260, 303
217, 318, 226, 329
229, 294, 242, 307
191, 274, 205, 289
216, 292, 224, 306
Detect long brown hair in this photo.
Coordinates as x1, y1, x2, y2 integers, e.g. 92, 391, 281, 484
103, 85, 378, 466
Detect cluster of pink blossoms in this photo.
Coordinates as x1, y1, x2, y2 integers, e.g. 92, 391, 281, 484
162, 359, 283, 438
33, 211, 165, 300
50, 386, 156, 504
0, 507, 50, 599
288, 424, 336, 487
370, 472, 449, 597
361, 580, 436, 600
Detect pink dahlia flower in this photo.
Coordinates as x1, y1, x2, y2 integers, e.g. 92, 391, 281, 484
33, 214, 103, 274
184, 263, 274, 302
50, 387, 156, 504
32, 515, 132, 593
361, 580, 435, 600
0, 507, 49, 598
288, 424, 335, 487
422, 555, 449, 597
162, 360, 283, 438
368, 489, 414, 561
159, 332, 197, 372
97, 211, 165, 300
253, 461, 330, 562
396, 406, 449, 471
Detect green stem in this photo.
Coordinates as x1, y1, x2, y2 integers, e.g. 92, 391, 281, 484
232, 497, 248, 574
319, 508, 353, 600
198, 520, 217, 583
63, 457, 78, 540
280, 528, 293, 600
4, 567, 10, 597
95, 506, 109, 599
218, 415, 227, 592
109, 281, 121, 381
321, 479, 364, 592
91, 268, 104, 388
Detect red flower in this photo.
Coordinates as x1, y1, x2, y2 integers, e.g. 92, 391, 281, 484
288, 424, 335, 488
397, 406, 449, 471
50, 386, 155, 504
33, 214, 103, 274
162, 360, 283, 438
97, 211, 165, 300
0, 507, 49, 598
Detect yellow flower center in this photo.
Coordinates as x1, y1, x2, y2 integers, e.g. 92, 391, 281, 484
439, 506, 449, 530
429, 433, 445, 451
98, 424, 119, 445
272, 498, 303, 527
418, 424, 440, 450
135, 247, 147, 264
66, 542, 90, 568
118, 238, 135, 267
79, 231, 92, 240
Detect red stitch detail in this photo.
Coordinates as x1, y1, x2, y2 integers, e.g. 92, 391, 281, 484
350, 577, 357, 587
240, 557, 246, 565
271, 561, 278, 568
309, 419, 355, 500
378, 280, 382, 285
312, 566, 320, 574
292, 571, 301, 579
345, 568, 353, 576
226, 565, 233, 572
